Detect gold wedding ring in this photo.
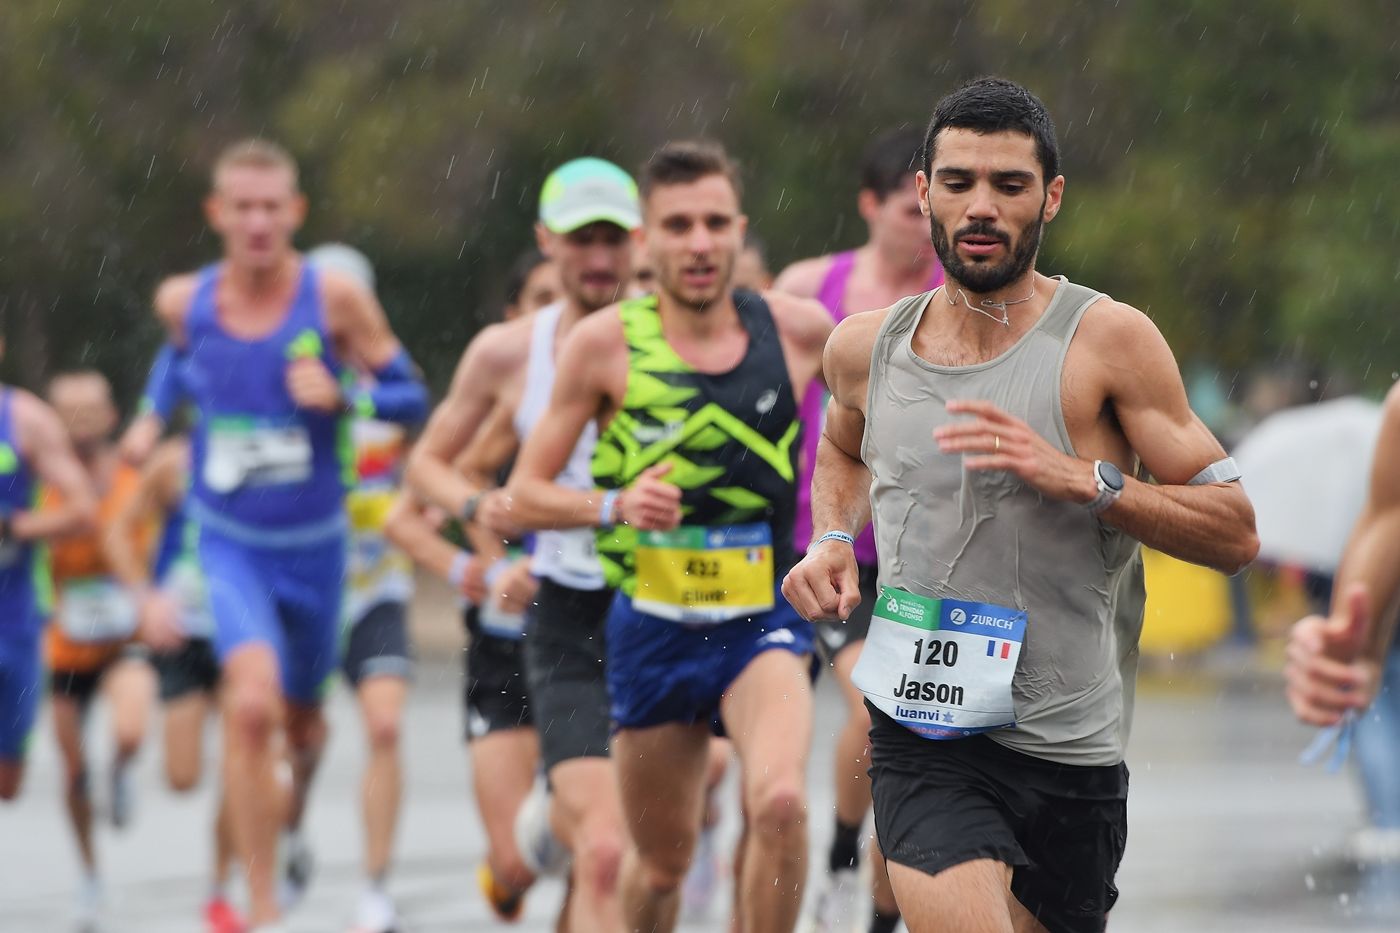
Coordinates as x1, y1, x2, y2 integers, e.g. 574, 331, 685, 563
994, 435, 1000, 452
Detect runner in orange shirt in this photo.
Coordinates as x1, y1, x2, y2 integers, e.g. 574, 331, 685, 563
43, 369, 158, 931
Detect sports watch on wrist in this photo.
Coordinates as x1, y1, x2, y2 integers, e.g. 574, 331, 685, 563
459, 492, 484, 525
1086, 460, 1124, 514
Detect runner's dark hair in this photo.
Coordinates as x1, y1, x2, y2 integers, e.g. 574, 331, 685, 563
922, 77, 1059, 183
639, 139, 743, 202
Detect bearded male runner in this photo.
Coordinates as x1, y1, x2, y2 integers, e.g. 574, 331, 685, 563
782, 78, 1257, 933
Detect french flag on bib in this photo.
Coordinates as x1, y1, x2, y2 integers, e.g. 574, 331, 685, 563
986, 639, 1013, 660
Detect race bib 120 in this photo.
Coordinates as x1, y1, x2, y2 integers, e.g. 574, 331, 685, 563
852, 586, 1026, 740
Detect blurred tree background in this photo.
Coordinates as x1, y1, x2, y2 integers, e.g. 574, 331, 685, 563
1, 0, 1397, 412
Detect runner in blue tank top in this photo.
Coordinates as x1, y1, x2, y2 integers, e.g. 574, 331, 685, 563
141, 139, 426, 933
0, 374, 97, 802
772, 127, 942, 933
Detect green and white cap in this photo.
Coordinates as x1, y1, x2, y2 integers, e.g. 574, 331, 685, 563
539, 158, 640, 234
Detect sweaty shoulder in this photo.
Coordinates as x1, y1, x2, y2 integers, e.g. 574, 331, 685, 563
1070, 296, 1175, 376
316, 267, 372, 308
763, 290, 833, 354
563, 303, 626, 359
461, 316, 534, 384
772, 255, 835, 300
824, 307, 892, 406
153, 272, 201, 339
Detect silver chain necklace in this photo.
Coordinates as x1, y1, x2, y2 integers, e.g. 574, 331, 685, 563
941, 282, 1036, 327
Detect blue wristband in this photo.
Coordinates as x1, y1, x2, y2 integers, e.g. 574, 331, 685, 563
598, 490, 621, 529
816, 530, 856, 548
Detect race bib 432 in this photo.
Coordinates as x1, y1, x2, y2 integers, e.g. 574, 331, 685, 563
633, 523, 775, 624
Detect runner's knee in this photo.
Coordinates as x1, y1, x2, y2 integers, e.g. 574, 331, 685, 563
748, 778, 806, 840
285, 707, 326, 753
573, 825, 624, 896
364, 709, 401, 753
226, 687, 278, 746
637, 843, 692, 895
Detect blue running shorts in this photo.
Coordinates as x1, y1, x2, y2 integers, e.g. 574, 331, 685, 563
200, 528, 347, 706
606, 583, 814, 733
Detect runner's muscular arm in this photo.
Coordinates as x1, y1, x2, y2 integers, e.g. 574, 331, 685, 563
318, 273, 428, 423
382, 492, 485, 603
322, 272, 406, 371
10, 392, 97, 541
809, 314, 881, 542
1328, 385, 1400, 662
765, 291, 835, 400
1090, 306, 1258, 573
938, 301, 1257, 573
504, 312, 622, 531
1284, 384, 1400, 724
454, 401, 519, 562
122, 276, 199, 464
781, 312, 885, 622
105, 440, 184, 591
404, 327, 515, 516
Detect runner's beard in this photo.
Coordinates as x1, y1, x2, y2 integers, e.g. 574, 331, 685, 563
930, 203, 1044, 294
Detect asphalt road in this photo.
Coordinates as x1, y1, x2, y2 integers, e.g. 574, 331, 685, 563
2, 640, 1398, 932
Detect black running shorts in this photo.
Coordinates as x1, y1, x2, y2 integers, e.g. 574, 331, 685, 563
342, 600, 413, 686
869, 704, 1128, 933
523, 578, 614, 772
462, 606, 533, 741
155, 638, 221, 701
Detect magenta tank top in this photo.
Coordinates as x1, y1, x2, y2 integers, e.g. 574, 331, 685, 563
794, 250, 944, 564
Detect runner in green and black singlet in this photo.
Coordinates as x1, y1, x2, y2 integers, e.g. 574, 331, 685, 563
591, 289, 800, 605
504, 140, 832, 933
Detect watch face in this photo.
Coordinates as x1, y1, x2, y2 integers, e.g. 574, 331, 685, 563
1098, 461, 1125, 492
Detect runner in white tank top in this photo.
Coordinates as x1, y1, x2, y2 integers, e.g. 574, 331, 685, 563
401, 157, 640, 932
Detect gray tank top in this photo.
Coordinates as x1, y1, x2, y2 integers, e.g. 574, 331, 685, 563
863, 277, 1145, 766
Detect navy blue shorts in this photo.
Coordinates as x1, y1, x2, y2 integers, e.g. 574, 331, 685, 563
606, 584, 814, 733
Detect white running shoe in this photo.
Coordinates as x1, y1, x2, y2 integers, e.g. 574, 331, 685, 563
802, 866, 861, 933
1349, 826, 1400, 864
514, 774, 571, 878
346, 885, 398, 933
74, 874, 104, 933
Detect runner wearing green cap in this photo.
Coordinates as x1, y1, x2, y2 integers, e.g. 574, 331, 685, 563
403, 156, 638, 930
